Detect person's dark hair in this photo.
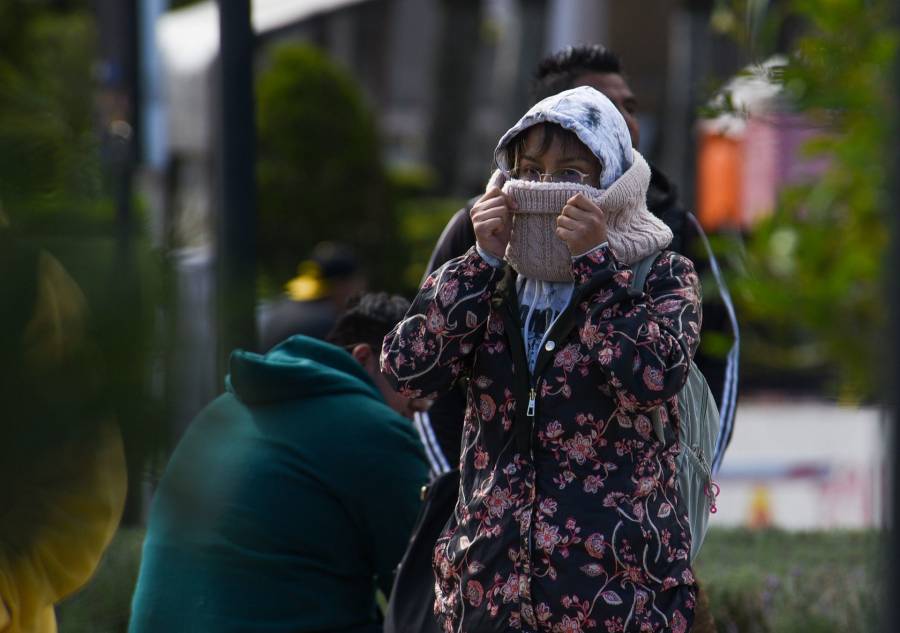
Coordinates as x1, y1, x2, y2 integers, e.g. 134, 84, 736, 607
308, 241, 360, 280
326, 292, 410, 352
531, 45, 623, 102
503, 123, 602, 185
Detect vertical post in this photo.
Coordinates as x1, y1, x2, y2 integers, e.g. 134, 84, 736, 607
217, 0, 257, 367
515, 0, 549, 112
887, 0, 900, 627
95, 0, 139, 241
95, 0, 144, 525
428, 0, 482, 195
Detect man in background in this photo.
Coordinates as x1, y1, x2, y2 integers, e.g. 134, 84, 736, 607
257, 241, 366, 351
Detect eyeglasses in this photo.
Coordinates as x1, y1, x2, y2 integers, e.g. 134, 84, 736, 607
510, 166, 596, 185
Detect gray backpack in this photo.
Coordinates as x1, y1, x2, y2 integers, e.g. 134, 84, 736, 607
630, 253, 720, 562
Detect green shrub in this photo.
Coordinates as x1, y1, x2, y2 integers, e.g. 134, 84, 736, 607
0, 11, 111, 233
394, 195, 466, 294
695, 528, 882, 632
39, 236, 170, 520
256, 42, 396, 289
0, 6, 168, 521
711, 0, 899, 400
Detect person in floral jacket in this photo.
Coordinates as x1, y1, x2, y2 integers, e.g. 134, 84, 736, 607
382, 87, 701, 633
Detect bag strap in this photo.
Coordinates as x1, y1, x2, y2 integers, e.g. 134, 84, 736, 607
629, 252, 661, 293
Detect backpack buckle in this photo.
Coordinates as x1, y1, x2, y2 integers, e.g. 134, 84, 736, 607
705, 481, 721, 514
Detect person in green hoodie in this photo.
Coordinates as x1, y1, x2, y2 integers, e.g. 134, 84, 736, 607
129, 293, 430, 633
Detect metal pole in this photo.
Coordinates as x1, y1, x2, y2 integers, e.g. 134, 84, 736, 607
95, 0, 144, 524
887, 0, 900, 625
95, 0, 139, 241
217, 0, 257, 367
428, 0, 482, 195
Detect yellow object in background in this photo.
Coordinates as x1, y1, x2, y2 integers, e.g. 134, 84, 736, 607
748, 484, 773, 529
284, 260, 331, 301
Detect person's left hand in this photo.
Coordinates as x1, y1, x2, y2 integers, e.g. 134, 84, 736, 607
556, 193, 608, 256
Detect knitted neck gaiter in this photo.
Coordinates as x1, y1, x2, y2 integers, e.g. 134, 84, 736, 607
599, 150, 673, 265
498, 149, 673, 281
502, 180, 599, 282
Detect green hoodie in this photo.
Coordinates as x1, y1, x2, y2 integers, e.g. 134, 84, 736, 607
130, 336, 428, 633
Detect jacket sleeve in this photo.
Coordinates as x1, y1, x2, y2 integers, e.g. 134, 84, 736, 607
571, 245, 702, 410
382, 246, 504, 400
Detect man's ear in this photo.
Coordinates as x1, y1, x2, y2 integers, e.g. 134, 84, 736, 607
350, 343, 375, 369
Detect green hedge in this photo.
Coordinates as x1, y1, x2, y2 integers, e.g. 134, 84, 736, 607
57, 528, 882, 632
256, 42, 395, 290
0, 11, 113, 234
394, 195, 466, 293
695, 528, 881, 632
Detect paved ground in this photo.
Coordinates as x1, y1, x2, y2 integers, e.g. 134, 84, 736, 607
711, 398, 885, 530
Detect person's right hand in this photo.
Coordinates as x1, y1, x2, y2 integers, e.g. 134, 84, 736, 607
470, 187, 517, 260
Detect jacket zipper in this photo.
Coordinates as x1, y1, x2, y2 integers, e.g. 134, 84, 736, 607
497, 274, 597, 624
493, 265, 615, 624
526, 387, 537, 417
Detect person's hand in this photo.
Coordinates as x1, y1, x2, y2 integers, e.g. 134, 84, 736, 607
471, 187, 516, 260
556, 192, 607, 256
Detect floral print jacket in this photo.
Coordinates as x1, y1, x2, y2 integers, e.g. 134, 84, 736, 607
381, 244, 702, 633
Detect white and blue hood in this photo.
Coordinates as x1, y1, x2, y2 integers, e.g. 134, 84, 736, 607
493, 86, 634, 188
490, 86, 673, 266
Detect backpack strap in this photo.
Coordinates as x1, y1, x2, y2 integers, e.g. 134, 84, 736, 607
629, 252, 661, 294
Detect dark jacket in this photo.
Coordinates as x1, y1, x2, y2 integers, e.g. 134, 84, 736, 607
422, 165, 735, 467
130, 336, 429, 633
382, 245, 699, 632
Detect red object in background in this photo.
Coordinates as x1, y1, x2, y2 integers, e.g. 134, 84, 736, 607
697, 132, 743, 232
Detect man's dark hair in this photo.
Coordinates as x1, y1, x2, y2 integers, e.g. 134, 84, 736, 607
326, 292, 410, 352
531, 45, 623, 101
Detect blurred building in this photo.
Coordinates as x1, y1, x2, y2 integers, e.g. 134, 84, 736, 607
714, 401, 884, 530
152, 0, 746, 220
